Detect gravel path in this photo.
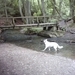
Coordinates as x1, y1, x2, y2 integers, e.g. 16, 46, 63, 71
0, 43, 75, 75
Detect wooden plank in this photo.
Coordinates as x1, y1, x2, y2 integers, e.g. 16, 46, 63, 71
0, 22, 57, 29
0, 26, 13, 28
15, 24, 38, 27
39, 23, 56, 25
15, 23, 56, 27
0, 25, 13, 28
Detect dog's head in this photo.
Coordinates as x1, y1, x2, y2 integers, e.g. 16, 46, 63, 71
43, 39, 48, 43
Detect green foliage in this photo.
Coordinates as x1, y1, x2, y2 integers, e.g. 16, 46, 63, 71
33, 10, 41, 16
0, 0, 74, 19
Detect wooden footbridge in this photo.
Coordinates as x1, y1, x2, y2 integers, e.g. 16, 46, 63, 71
0, 16, 58, 31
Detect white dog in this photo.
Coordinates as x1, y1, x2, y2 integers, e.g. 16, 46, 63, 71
42, 39, 63, 52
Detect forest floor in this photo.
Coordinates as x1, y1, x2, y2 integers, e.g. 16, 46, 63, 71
0, 43, 75, 75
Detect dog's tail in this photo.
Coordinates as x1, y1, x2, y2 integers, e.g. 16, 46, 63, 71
57, 45, 63, 49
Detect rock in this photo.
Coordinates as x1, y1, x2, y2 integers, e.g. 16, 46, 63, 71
37, 31, 63, 38
37, 32, 50, 38
25, 31, 37, 35
0, 39, 5, 43
48, 34, 57, 37
20, 29, 25, 33
25, 28, 37, 35
65, 40, 75, 43
69, 30, 75, 34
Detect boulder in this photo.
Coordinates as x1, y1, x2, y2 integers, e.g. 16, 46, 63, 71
37, 32, 50, 38
37, 31, 60, 38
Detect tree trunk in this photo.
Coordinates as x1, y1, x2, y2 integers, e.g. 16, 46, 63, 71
37, 0, 42, 15
69, 0, 74, 17
52, 0, 56, 17
4, 0, 8, 22
51, 0, 63, 19
41, 0, 46, 16
25, 0, 31, 16
25, 0, 31, 24
41, 0, 46, 22
18, 0, 23, 17
59, 0, 63, 18
69, 0, 75, 23
18, 0, 25, 22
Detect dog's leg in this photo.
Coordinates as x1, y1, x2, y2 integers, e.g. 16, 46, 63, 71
42, 46, 47, 51
49, 47, 51, 51
54, 47, 57, 52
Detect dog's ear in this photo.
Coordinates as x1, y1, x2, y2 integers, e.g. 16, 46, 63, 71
43, 39, 47, 42
45, 39, 47, 41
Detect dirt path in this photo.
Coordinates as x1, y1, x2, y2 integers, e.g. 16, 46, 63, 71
0, 43, 75, 75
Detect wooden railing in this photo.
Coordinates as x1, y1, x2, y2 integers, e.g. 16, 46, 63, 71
0, 16, 57, 28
